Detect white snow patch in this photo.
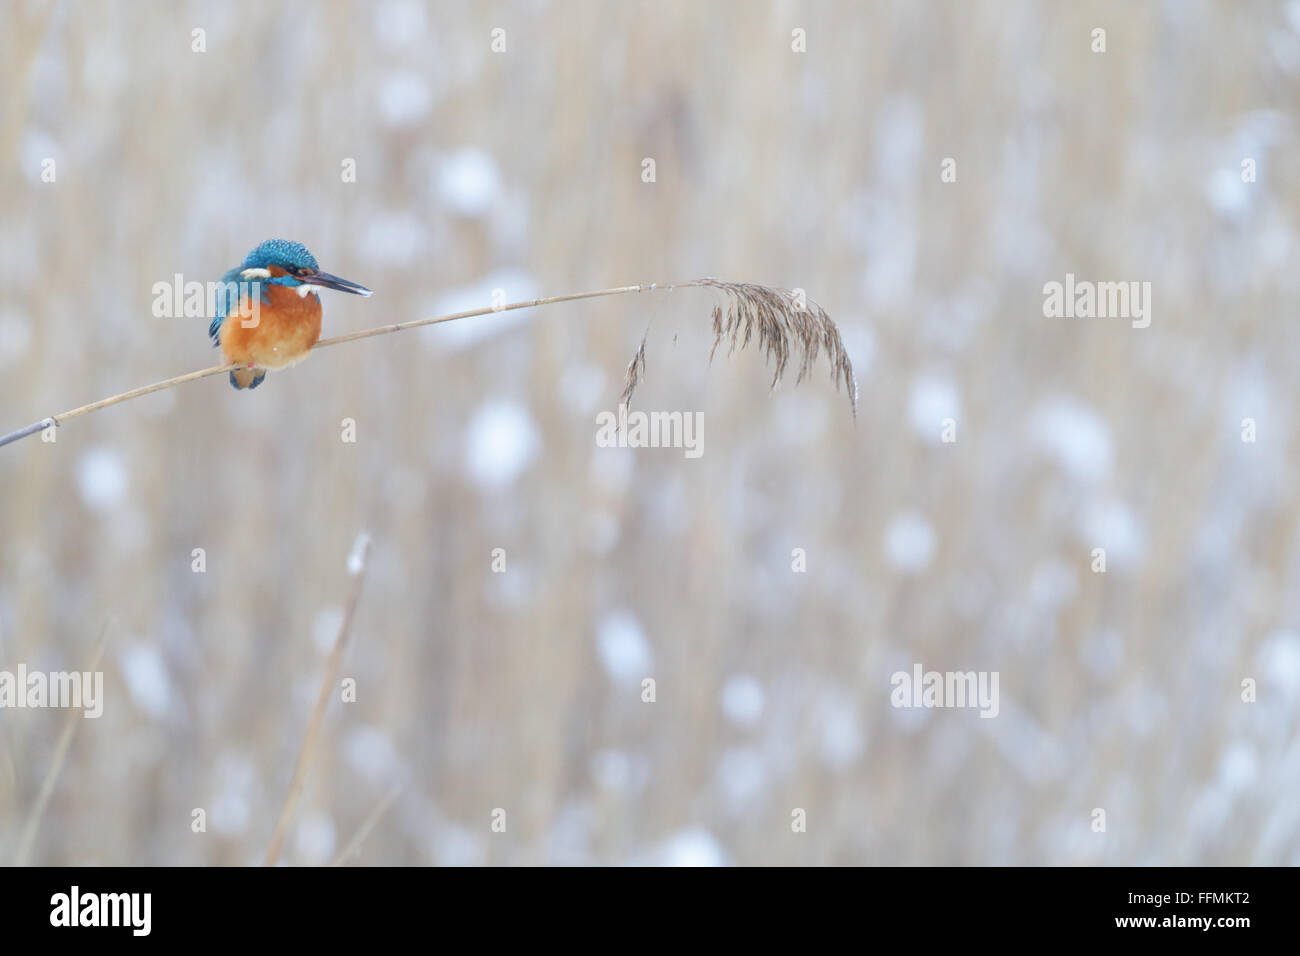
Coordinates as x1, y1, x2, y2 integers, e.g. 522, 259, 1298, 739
312, 606, 343, 654
720, 674, 765, 729
908, 373, 961, 443
1079, 500, 1146, 569
20, 130, 59, 185
1217, 743, 1258, 792
596, 610, 651, 683
120, 644, 173, 719
1205, 167, 1252, 220
1257, 630, 1300, 693
654, 828, 729, 867
294, 810, 337, 864
378, 71, 433, 126
432, 825, 484, 866
1030, 397, 1113, 483
437, 148, 503, 217
344, 725, 401, 784
210, 752, 256, 837
883, 511, 936, 573
76, 446, 129, 512
465, 399, 540, 489
816, 692, 864, 769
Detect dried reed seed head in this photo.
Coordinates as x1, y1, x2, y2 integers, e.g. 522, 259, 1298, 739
618, 332, 648, 409
623, 279, 858, 417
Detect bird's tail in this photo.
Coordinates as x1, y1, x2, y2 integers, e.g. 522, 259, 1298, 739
229, 367, 267, 390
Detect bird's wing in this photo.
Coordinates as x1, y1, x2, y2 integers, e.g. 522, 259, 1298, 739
209, 267, 242, 346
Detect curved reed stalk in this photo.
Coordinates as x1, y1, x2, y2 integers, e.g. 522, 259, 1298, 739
0, 279, 856, 449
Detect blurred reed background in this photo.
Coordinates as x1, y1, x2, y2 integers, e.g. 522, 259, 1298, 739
1, 0, 1298, 865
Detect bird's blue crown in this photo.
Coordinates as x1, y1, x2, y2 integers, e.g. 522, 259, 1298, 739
242, 238, 319, 273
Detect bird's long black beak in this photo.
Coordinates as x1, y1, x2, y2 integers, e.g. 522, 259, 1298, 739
303, 271, 372, 296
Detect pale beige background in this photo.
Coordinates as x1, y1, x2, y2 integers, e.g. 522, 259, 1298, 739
1, 0, 1297, 865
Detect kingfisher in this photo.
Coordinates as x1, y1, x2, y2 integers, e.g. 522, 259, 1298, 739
209, 239, 372, 389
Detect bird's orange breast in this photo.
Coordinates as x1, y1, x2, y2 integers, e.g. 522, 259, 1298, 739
220, 283, 322, 370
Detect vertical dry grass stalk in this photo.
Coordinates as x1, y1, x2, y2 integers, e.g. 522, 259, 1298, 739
620, 279, 858, 416
13, 618, 111, 866
263, 532, 371, 866
329, 783, 402, 866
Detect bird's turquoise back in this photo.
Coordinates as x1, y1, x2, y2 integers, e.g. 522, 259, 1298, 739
208, 266, 244, 345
